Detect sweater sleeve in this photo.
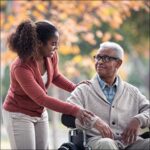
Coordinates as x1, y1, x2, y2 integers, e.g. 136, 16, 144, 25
14, 66, 80, 116
53, 73, 76, 92
52, 52, 76, 92
133, 89, 150, 128
67, 85, 97, 129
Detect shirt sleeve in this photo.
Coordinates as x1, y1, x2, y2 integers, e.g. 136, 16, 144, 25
52, 52, 76, 92
14, 66, 80, 116
53, 73, 76, 92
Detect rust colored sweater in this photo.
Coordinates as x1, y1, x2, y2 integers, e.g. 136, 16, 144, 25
3, 52, 80, 117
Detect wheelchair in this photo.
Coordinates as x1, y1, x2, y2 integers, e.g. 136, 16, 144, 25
58, 114, 150, 150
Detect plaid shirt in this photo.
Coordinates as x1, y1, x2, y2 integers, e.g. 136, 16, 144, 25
97, 75, 118, 104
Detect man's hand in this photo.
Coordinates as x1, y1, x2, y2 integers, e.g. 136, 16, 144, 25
94, 118, 114, 139
121, 118, 141, 145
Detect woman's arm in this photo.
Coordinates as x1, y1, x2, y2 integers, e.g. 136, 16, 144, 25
52, 52, 76, 92
52, 73, 76, 92
14, 66, 79, 116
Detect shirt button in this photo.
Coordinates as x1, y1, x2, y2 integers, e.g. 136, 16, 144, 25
112, 106, 115, 108
112, 121, 115, 125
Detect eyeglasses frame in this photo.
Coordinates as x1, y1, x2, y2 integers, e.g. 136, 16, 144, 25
93, 55, 120, 63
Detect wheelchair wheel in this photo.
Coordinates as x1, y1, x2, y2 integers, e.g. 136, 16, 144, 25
58, 142, 77, 150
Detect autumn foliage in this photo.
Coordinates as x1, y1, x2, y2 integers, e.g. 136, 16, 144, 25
1, 0, 149, 79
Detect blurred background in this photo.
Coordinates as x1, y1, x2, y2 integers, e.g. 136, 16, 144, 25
0, 0, 149, 149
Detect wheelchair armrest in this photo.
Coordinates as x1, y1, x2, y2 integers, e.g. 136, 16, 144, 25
140, 131, 150, 139
61, 114, 76, 128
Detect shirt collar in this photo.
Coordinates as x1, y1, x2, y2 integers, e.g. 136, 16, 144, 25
97, 74, 119, 90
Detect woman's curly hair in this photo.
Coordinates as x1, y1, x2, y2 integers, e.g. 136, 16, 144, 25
7, 19, 38, 61
8, 19, 58, 61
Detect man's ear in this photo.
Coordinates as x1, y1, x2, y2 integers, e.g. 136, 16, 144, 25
116, 60, 122, 69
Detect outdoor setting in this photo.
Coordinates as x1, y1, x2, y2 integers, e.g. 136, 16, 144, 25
1, 0, 149, 150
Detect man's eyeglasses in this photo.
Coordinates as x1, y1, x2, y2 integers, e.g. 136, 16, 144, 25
93, 55, 119, 63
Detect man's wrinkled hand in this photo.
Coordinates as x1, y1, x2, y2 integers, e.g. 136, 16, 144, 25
94, 118, 114, 139
121, 118, 140, 145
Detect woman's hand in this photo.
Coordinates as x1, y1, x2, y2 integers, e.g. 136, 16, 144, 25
76, 80, 91, 87
75, 108, 94, 125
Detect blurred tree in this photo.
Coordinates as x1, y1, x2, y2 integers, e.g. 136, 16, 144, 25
0, 0, 149, 98
1, 2, 149, 148
1, 0, 147, 55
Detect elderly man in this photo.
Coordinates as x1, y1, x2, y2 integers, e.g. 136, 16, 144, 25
67, 41, 150, 150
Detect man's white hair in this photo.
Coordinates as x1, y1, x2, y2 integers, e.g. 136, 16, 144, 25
99, 41, 124, 60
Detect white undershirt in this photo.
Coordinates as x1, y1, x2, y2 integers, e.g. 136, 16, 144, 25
41, 71, 48, 85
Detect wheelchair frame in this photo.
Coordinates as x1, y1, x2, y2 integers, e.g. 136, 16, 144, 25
58, 114, 150, 150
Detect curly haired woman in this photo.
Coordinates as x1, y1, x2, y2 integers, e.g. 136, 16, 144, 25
2, 19, 93, 150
